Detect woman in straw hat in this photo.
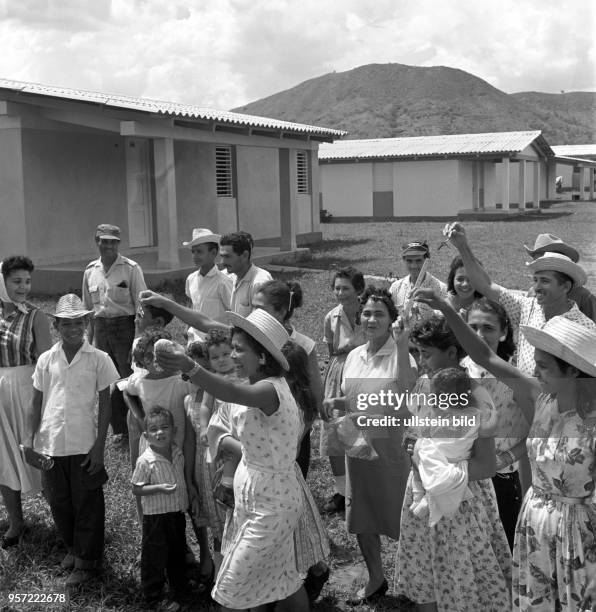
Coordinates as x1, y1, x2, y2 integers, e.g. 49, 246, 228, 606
154, 308, 309, 611
413, 288, 596, 612
0, 256, 52, 548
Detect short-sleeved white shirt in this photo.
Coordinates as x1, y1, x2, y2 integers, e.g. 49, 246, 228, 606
389, 272, 447, 318
229, 264, 273, 316
32, 340, 119, 456
185, 265, 233, 342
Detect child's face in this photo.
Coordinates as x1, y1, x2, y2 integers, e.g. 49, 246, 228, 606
145, 416, 174, 450
4, 269, 32, 303
191, 244, 218, 270
54, 316, 88, 347
208, 343, 235, 374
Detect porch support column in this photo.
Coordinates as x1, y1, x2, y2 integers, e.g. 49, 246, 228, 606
153, 137, 180, 268
472, 161, 479, 210
578, 166, 588, 201
501, 157, 511, 209
518, 160, 526, 209
279, 148, 297, 252
546, 158, 557, 199
533, 161, 541, 208
590, 168, 595, 200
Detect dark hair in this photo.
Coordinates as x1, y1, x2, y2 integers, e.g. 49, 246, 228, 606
468, 297, 515, 361
206, 329, 232, 350
144, 406, 175, 431
282, 341, 317, 426
359, 285, 398, 322
331, 266, 365, 294
410, 314, 466, 360
446, 256, 483, 300
2, 255, 34, 279
144, 303, 174, 326
220, 231, 253, 257
132, 328, 173, 368
257, 280, 303, 322
231, 328, 284, 378
186, 341, 209, 368
431, 367, 471, 395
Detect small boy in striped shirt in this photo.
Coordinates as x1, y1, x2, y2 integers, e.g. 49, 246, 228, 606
132, 406, 189, 611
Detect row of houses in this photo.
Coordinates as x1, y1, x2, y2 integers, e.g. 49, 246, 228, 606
1, 78, 594, 282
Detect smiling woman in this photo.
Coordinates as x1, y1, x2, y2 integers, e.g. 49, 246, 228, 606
0, 256, 52, 548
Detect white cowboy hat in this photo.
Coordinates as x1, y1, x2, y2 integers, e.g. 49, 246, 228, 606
524, 233, 579, 263
227, 309, 290, 370
526, 253, 587, 287
50, 294, 94, 319
182, 228, 221, 248
521, 316, 596, 377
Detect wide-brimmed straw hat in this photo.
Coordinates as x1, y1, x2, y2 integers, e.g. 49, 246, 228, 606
521, 316, 596, 377
227, 309, 289, 370
182, 228, 221, 248
50, 294, 94, 319
526, 253, 587, 287
524, 234, 579, 263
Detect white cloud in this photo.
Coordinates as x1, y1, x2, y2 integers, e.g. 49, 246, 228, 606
0, 0, 592, 111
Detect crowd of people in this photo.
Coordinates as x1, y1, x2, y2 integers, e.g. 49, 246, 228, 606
1, 221, 596, 612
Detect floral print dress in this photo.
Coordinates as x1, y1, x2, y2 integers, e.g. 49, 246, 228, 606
513, 394, 596, 611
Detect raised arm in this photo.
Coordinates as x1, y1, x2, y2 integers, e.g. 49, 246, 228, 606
391, 317, 418, 393
444, 222, 500, 301
139, 290, 230, 333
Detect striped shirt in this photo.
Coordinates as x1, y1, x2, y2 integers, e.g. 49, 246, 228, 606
0, 302, 37, 366
132, 445, 188, 515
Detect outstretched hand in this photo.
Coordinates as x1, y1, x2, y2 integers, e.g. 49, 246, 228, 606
391, 315, 410, 346
412, 288, 446, 311
442, 221, 467, 249
138, 290, 166, 307
154, 343, 194, 374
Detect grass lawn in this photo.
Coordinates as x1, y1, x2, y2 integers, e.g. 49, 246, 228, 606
1, 202, 594, 611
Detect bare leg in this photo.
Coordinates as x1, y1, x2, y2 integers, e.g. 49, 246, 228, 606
0, 486, 24, 537
329, 455, 345, 477
356, 533, 385, 595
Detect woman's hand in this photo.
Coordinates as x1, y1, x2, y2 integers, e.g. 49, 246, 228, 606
442, 221, 467, 250
391, 315, 410, 346
154, 343, 194, 374
138, 290, 167, 308
412, 288, 447, 311
322, 398, 345, 421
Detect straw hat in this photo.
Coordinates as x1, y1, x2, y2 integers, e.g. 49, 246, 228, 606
50, 294, 94, 319
526, 253, 587, 287
182, 228, 221, 248
521, 316, 596, 377
227, 309, 289, 370
524, 234, 579, 263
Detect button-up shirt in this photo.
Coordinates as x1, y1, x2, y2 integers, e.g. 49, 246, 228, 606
82, 254, 147, 317
229, 264, 272, 316
32, 340, 119, 456
185, 265, 233, 342
497, 286, 596, 375
389, 272, 447, 318
132, 445, 188, 515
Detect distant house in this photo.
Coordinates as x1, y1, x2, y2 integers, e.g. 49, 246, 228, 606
0, 78, 344, 271
551, 144, 596, 199
318, 131, 594, 219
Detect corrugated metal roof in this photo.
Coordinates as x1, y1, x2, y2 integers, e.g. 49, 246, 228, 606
0, 77, 346, 138
552, 144, 596, 157
318, 131, 548, 160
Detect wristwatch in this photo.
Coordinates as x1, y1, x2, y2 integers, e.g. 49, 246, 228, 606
181, 362, 201, 381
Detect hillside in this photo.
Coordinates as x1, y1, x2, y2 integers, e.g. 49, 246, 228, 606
233, 64, 595, 144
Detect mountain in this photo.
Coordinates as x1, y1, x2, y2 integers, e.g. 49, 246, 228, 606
232, 64, 595, 144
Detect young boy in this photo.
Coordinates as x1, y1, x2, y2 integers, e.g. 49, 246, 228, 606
26, 294, 119, 586
132, 406, 189, 611
183, 228, 232, 343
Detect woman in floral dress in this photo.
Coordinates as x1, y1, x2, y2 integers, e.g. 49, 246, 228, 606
416, 288, 596, 611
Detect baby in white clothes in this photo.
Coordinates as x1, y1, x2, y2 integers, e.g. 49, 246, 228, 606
410, 367, 480, 526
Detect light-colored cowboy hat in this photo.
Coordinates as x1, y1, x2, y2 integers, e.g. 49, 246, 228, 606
182, 228, 221, 248
526, 253, 587, 287
50, 294, 94, 319
521, 316, 596, 377
524, 234, 579, 263
227, 309, 289, 370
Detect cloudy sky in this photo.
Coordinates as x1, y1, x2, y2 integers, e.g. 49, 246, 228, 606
1, 0, 593, 110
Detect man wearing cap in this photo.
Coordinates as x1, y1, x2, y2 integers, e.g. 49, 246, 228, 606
82, 224, 147, 443
219, 231, 272, 316
524, 233, 596, 323
183, 228, 233, 343
389, 241, 447, 318
444, 222, 596, 376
